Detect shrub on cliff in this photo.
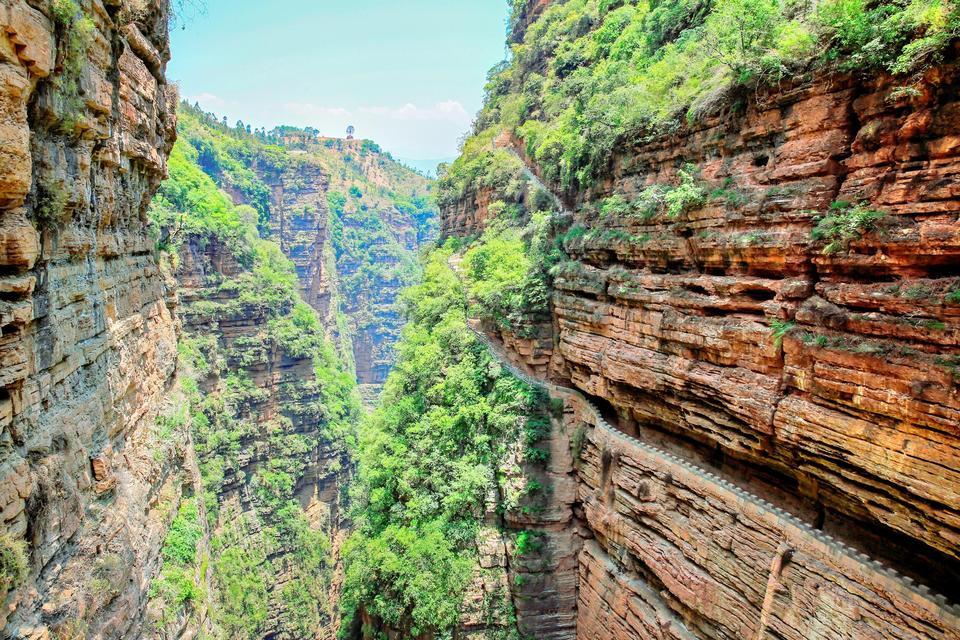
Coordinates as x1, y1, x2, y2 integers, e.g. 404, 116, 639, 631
0, 534, 27, 600
150, 499, 205, 628
462, 210, 559, 333
811, 200, 888, 254
818, 0, 959, 74
340, 248, 550, 637
50, 0, 96, 133
461, 0, 960, 192
435, 128, 527, 208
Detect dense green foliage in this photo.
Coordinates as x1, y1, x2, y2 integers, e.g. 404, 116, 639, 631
150, 106, 363, 639
340, 246, 553, 637
463, 210, 561, 334
150, 499, 206, 624
811, 200, 888, 254
173, 261, 356, 638
327, 190, 420, 302
0, 533, 27, 599
173, 104, 289, 231
436, 129, 528, 208
442, 0, 959, 195
151, 139, 260, 263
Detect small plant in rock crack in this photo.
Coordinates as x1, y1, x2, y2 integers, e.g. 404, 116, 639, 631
525, 446, 550, 465
514, 530, 545, 556
0, 534, 27, 600
769, 319, 796, 348
50, 0, 96, 133
665, 164, 707, 218
903, 283, 934, 299
936, 355, 960, 381
710, 177, 750, 208
524, 478, 544, 495
811, 201, 888, 255
570, 425, 588, 466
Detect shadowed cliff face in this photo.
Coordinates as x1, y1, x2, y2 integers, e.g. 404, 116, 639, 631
0, 0, 179, 637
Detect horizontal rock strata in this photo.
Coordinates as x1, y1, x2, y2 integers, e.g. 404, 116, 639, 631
444, 46, 960, 640
0, 0, 179, 637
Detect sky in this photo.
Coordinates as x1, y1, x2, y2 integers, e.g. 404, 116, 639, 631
169, 0, 510, 166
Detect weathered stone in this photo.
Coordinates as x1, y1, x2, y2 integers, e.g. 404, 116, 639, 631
440, 39, 960, 640
0, 1, 180, 637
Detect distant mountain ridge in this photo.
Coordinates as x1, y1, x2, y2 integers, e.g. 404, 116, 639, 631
396, 157, 457, 178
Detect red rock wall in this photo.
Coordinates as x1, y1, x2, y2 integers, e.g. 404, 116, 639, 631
441, 186, 495, 239
568, 391, 960, 640
0, 0, 179, 637
443, 53, 960, 640
554, 60, 960, 576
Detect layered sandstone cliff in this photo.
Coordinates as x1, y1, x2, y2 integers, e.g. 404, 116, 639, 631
0, 0, 179, 637
440, 36, 960, 640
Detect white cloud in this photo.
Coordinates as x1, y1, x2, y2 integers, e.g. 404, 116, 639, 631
284, 102, 353, 119
358, 101, 472, 125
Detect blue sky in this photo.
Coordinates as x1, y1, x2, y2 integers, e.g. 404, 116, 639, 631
169, 0, 510, 163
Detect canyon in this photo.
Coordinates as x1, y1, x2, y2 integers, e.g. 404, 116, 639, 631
0, 0, 959, 639
413, 0, 960, 638
0, 0, 432, 636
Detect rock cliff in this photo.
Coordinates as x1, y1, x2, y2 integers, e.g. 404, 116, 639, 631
173, 107, 438, 404
167, 233, 355, 640
0, 0, 179, 637
144, 106, 365, 638
550, 63, 960, 601
434, 1, 960, 638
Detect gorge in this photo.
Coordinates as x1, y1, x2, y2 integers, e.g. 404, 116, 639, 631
0, 0, 958, 639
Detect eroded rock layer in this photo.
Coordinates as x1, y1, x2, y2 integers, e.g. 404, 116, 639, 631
0, 0, 178, 637
553, 62, 960, 579
442, 49, 960, 640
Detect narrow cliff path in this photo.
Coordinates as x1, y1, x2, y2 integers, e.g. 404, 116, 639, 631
444, 152, 959, 620
462, 311, 960, 619
500, 141, 571, 216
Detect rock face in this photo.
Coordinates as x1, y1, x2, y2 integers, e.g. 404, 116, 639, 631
0, 0, 179, 637
172, 234, 352, 640
175, 111, 437, 404
441, 48, 960, 640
